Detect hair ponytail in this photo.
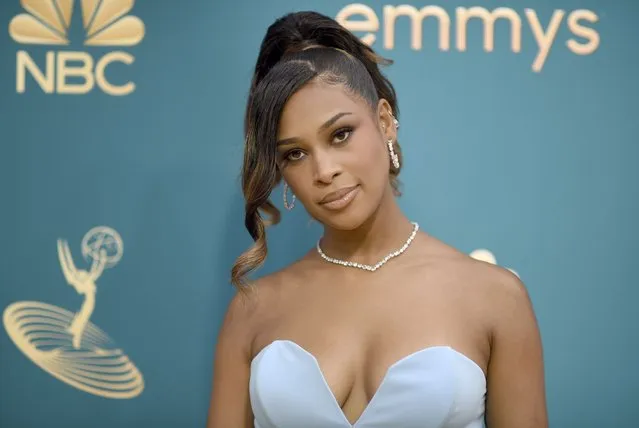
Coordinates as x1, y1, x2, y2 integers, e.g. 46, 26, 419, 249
247, 11, 399, 125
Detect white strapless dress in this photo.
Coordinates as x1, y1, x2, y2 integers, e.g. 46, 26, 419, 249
249, 339, 486, 427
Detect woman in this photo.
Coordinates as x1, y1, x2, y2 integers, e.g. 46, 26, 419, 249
207, 10, 547, 428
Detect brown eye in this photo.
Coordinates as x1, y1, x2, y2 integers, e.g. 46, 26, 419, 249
286, 149, 305, 162
333, 127, 352, 144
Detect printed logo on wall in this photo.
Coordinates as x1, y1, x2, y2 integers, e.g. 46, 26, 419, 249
335, 3, 600, 72
9, 0, 145, 95
2, 226, 145, 399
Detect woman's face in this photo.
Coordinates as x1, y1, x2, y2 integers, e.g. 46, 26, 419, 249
276, 80, 396, 230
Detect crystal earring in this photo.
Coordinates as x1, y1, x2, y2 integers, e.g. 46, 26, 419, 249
387, 139, 400, 169
283, 182, 296, 210
393, 117, 399, 129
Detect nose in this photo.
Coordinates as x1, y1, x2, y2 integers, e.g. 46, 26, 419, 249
312, 150, 341, 185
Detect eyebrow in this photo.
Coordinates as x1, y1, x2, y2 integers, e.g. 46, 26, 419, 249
276, 112, 353, 147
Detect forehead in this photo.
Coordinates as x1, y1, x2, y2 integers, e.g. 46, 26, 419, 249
278, 82, 369, 136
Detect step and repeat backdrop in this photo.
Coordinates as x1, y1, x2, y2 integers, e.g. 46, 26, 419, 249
0, 0, 636, 427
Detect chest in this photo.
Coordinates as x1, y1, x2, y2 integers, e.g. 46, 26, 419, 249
249, 338, 487, 427
251, 275, 489, 424
258, 269, 486, 350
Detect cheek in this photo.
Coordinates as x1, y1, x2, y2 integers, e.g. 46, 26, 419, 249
353, 137, 387, 185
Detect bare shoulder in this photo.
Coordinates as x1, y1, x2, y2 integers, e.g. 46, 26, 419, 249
206, 270, 296, 427
424, 237, 547, 426
421, 235, 532, 317
462, 255, 536, 334
218, 270, 288, 343
220, 259, 310, 350
427, 235, 541, 345
415, 234, 539, 348
420, 236, 547, 426
464, 253, 530, 308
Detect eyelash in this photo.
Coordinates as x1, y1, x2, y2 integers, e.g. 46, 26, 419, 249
283, 127, 353, 163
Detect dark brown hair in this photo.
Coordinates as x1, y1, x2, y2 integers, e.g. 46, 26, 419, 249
231, 11, 402, 291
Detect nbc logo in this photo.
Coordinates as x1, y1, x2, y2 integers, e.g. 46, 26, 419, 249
9, 0, 145, 96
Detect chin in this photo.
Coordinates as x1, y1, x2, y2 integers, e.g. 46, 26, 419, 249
313, 207, 369, 231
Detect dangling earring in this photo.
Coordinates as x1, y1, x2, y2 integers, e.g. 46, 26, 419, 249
387, 139, 400, 169
283, 182, 296, 210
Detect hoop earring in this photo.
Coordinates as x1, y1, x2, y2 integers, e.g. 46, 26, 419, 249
387, 139, 400, 169
283, 182, 296, 210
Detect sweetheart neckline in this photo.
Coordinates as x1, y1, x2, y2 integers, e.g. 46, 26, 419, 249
250, 339, 487, 427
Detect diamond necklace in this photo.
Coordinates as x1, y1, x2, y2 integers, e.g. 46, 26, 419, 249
316, 222, 419, 271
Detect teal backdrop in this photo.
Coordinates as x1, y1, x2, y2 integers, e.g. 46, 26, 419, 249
1, 0, 637, 427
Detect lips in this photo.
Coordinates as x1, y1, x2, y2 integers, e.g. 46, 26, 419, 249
319, 185, 359, 204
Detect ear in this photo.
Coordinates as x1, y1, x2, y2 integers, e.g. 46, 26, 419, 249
376, 98, 397, 142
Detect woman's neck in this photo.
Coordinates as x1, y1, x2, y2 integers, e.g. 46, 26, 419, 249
317, 186, 416, 265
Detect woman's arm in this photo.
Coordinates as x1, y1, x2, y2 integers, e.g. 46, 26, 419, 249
485, 270, 548, 428
206, 293, 255, 428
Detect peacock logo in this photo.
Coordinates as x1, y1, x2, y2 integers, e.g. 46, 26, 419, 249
8, 0, 145, 95
2, 226, 145, 399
